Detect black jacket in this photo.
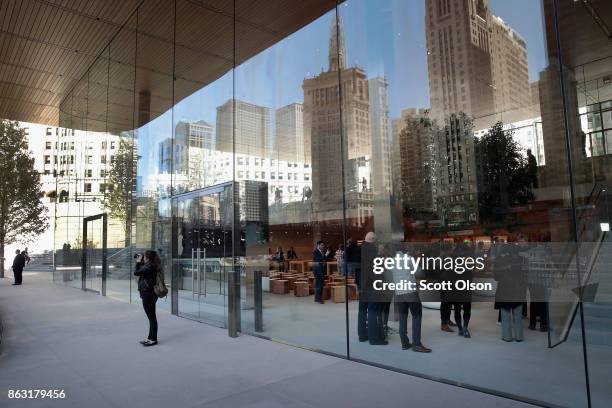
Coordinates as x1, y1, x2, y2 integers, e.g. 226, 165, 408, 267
312, 249, 331, 276
494, 251, 527, 309
345, 242, 361, 263
135, 261, 157, 297
12, 253, 26, 271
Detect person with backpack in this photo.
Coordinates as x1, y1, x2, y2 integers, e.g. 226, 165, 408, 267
135, 250, 167, 347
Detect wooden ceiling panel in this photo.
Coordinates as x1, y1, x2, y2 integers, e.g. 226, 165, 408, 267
0, 0, 336, 129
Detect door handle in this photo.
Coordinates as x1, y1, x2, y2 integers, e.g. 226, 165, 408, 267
202, 248, 207, 297
192, 248, 196, 297
197, 248, 202, 297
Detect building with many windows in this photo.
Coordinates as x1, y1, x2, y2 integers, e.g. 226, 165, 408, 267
3, 0, 611, 407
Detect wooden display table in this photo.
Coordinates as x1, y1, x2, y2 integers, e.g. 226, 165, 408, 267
270, 279, 289, 294
288, 260, 305, 273
294, 281, 309, 297
331, 285, 346, 303
347, 283, 359, 300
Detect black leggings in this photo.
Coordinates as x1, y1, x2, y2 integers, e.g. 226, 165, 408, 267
453, 302, 471, 329
142, 293, 158, 341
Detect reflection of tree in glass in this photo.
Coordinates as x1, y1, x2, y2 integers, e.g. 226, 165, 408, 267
103, 137, 136, 245
475, 122, 534, 224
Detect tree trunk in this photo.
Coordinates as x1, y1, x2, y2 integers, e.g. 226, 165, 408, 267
0, 244, 5, 278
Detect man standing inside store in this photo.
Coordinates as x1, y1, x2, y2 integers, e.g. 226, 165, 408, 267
12, 249, 26, 285
361, 232, 387, 345
312, 241, 331, 304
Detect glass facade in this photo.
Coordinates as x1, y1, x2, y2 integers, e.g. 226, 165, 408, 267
53, 1, 612, 407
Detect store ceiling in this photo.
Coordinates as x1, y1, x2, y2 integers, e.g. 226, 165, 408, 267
0, 0, 336, 131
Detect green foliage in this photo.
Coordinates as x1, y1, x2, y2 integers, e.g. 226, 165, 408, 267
0, 119, 49, 247
475, 122, 534, 223
103, 137, 136, 241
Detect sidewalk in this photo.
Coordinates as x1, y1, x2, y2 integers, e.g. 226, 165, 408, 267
0, 272, 536, 408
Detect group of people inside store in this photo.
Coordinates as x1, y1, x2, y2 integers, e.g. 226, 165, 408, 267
309, 232, 550, 353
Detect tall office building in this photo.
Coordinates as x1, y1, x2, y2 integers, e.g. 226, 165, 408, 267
396, 109, 439, 214
425, 0, 532, 129
490, 15, 532, 123
425, 0, 495, 128
435, 113, 478, 225
303, 15, 372, 222
171, 120, 215, 191
368, 77, 392, 195
368, 77, 394, 238
216, 99, 270, 158
274, 103, 306, 163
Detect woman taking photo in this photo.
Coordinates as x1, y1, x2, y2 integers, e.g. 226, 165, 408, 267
135, 250, 161, 347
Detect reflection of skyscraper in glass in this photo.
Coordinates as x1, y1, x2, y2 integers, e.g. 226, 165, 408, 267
368, 77, 392, 195
216, 99, 270, 158
425, 0, 532, 128
173, 120, 215, 191
274, 103, 305, 163
303, 15, 373, 223
396, 108, 438, 214
426, 0, 494, 127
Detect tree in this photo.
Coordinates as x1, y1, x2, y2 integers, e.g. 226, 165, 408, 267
103, 136, 136, 246
0, 120, 48, 277
475, 122, 533, 224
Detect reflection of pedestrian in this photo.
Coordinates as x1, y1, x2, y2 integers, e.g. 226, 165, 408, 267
448, 244, 473, 338
335, 245, 344, 275
287, 247, 298, 260
527, 149, 538, 189
12, 249, 26, 285
393, 244, 431, 353
494, 245, 527, 342
312, 241, 331, 304
361, 232, 387, 345
346, 238, 360, 279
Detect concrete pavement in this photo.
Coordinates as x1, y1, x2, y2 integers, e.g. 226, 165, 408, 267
0, 272, 537, 408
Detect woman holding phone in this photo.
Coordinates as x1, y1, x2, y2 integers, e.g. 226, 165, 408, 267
134, 250, 161, 346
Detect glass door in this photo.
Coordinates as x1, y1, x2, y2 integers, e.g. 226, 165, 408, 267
81, 213, 107, 295
173, 183, 234, 327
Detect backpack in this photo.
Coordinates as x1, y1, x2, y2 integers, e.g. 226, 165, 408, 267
153, 269, 168, 298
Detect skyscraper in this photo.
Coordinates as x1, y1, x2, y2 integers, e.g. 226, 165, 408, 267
303, 15, 373, 223
426, 0, 495, 128
396, 108, 438, 214
216, 99, 270, 158
425, 0, 532, 129
274, 103, 305, 163
490, 15, 532, 123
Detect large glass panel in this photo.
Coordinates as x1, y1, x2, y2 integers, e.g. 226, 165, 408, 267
168, 0, 236, 326
133, 0, 175, 311
558, 1, 612, 406
54, 75, 89, 290
172, 183, 233, 326
340, 0, 588, 406
235, 3, 347, 356
105, 14, 138, 302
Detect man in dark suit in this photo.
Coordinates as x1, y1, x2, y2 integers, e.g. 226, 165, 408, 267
12, 249, 26, 285
360, 232, 387, 345
312, 241, 331, 304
